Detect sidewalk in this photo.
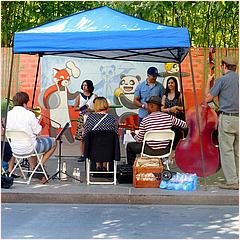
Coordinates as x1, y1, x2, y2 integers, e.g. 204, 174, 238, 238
1, 139, 239, 205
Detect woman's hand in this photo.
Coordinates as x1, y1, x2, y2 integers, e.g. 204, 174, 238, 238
175, 106, 183, 113
170, 106, 178, 114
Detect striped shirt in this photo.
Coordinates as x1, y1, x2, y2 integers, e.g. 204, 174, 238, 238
135, 111, 187, 150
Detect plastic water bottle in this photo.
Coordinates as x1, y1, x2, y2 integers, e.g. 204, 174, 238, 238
193, 174, 198, 190
160, 180, 167, 189
2, 161, 8, 171
182, 181, 193, 191
72, 168, 77, 182
76, 168, 81, 182
61, 161, 68, 181
174, 182, 182, 190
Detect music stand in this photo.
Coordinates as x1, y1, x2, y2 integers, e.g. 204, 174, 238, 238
43, 122, 80, 184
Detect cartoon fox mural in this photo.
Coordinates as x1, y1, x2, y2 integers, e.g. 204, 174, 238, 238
43, 61, 80, 143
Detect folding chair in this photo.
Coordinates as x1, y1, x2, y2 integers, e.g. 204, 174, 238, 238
140, 130, 175, 171
84, 130, 120, 185
5, 130, 48, 184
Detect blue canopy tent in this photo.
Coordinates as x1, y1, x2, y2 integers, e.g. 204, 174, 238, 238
13, 6, 190, 63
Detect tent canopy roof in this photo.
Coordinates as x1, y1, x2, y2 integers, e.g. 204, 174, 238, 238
13, 6, 190, 63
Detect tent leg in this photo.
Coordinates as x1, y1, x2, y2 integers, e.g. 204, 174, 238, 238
1, 52, 14, 162
31, 54, 41, 108
178, 62, 186, 120
189, 49, 207, 190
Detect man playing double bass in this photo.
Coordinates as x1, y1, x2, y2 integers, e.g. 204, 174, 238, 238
205, 56, 239, 190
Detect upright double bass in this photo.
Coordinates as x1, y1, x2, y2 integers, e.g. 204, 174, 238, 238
175, 49, 220, 177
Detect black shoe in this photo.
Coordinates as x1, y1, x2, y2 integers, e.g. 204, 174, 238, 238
31, 173, 45, 179
78, 156, 85, 162
20, 159, 29, 169
28, 166, 49, 178
10, 173, 20, 178
31, 170, 49, 179
6, 172, 20, 178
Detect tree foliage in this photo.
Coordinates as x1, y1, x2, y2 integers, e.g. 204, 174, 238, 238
1, 1, 239, 48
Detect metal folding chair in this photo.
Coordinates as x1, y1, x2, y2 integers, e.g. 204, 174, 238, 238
6, 130, 48, 184
141, 130, 175, 171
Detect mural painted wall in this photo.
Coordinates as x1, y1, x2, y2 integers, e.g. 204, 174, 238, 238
1, 47, 238, 139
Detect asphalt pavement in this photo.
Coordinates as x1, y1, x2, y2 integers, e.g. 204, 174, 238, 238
2, 203, 239, 239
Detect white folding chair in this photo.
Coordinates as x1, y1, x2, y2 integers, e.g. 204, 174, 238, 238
86, 159, 117, 185
85, 131, 120, 185
6, 130, 48, 184
140, 130, 175, 170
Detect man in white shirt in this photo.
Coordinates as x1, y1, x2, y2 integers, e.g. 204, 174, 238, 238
6, 92, 57, 181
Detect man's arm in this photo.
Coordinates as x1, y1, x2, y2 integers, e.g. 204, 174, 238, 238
133, 83, 146, 109
30, 112, 42, 135
205, 74, 214, 103
171, 115, 188, 129
133, 121, 146, 143
134, 96, 145, 109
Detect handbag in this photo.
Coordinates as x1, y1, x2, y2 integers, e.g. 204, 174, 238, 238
117, 164, 133, 183
1, 174, 13, 189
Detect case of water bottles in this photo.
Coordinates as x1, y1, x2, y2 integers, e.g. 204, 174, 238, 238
160, 172, 198, 191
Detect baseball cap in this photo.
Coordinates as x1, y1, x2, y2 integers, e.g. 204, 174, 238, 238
146, 96, 162, 106
147, 67, 160, 77
222, 56, 238, 66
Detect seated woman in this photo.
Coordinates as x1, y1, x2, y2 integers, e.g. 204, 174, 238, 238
83, 97, 118, 171
161, 77, 184, 160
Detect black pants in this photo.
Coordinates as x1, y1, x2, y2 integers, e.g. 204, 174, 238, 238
126, 142, 170, 166
1, 141, 12, 162
171, 126, 184, 150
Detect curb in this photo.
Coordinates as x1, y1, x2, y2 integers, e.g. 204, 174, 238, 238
2, 192, 238, 205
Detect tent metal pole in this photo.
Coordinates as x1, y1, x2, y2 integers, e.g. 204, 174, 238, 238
189, 49, 207, 190
1, 52, 14, 163
31, 54, 41, 108
178, 63, 186, 119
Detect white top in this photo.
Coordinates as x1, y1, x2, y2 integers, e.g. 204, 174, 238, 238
79, 92, 96, 109
6, 106, 42, 154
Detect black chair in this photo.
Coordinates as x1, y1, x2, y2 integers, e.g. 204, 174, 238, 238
84, 130, 120, 185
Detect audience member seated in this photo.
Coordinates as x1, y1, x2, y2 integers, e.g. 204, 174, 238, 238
6, 91, 57, 182
127, 96, 188, 166
83, 96, 118, 171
